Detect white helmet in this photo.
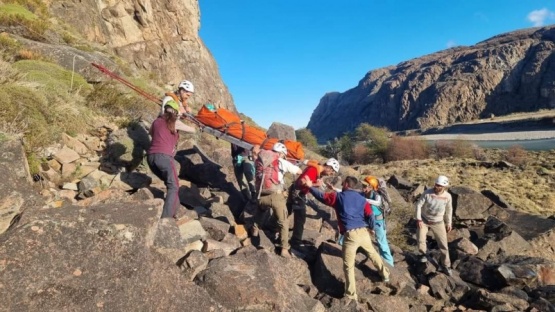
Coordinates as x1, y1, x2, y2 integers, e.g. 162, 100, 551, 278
325, 158, 340, 173
178, 80, 194, 93
435, 175, 449, 187
272, 142, 287, 155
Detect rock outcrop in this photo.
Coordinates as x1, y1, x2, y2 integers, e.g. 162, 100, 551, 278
2, 132, 555, 311
46, 0, 234, 110
307, 26, 555, 142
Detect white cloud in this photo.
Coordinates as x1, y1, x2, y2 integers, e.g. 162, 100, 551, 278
446, 40, 457, 48
527, 8, 555, 27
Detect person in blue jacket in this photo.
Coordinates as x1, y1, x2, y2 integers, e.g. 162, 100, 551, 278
362, 176, 394, 267
303, 175, 390, 301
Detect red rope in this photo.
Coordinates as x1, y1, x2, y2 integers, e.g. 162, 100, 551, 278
90, 63, 203, 127
91, 63, 161, 105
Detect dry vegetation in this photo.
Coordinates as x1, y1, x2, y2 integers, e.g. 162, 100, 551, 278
359, 149, 555, 217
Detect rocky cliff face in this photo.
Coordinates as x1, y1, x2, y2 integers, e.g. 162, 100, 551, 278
307, 26, 555, 142
49, 0, 234, 110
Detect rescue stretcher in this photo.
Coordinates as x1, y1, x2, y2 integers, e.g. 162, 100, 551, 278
183, 105, 305, 161
90, 63, 304, 160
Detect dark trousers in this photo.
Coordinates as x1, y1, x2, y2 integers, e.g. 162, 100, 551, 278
291, 196, 307, 244
147, 153, 179, 218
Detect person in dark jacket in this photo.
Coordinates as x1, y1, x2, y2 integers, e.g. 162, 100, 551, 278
147, 101, 181, 218
304, 175, 390, 301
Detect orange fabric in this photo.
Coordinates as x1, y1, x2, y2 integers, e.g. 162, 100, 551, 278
305, 160, 323, 175
261, 138, 304, 161
195, 107, 304, 160
165, 92, 180, 105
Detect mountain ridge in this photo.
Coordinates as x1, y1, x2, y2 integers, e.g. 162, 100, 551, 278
307, 26, 555, 142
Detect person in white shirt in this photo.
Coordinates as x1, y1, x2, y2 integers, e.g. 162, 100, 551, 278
252, 142, 302, 258
415, 175, 453, 276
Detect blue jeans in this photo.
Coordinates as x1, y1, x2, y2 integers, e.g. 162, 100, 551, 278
374, 218, 394, 267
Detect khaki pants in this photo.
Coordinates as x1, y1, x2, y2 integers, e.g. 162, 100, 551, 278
343, 228, 389, 300
176, 119, 196, 133
417, 220, 451, 268
254, 192, 289, 249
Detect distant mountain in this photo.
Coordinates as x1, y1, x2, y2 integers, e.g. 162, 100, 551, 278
307, 26, 555, 142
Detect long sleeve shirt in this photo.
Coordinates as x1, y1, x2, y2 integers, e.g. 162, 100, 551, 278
148, 117, 179, 156
309, 187, 373, 234
365, 191, 382, 216
296, 166, 320, 195
415, 189, 453, 226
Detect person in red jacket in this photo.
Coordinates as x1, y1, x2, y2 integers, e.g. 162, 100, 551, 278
289, 158, 340, 247
304, 175, 389, 301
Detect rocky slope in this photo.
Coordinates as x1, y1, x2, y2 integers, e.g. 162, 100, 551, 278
46, 0, 234, 110
307, 26, 555, 142
1, 134, 555, 311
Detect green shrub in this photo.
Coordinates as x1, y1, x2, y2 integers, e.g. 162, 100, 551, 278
13, 60, 92, 100
0, 3, 49, 40
295, 128, 319, 151
85, 81, 154, 122
3, 0, 49, 17
0, 32, 21, 60
355, 123, 390, 162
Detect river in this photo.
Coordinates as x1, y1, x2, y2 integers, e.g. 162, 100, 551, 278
427, 138, 555, 151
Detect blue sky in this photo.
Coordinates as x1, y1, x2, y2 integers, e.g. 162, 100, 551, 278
199, 1, 555, 130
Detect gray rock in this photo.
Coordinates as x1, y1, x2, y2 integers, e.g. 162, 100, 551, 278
475, 231, 531, 261
456, 256, 505, 290
365, 294, 411, 312
53, 145, 80, 164
453, 237, 479, 255
181, 250, 208, 281
450, 186, 493, 221
199, 216, 230, 241
266, 122, 296, 141
387, 175, 414, 190
427, 272, 470, 301
484, 216, 513, 236
195, 249, 322, 311
494, 256, 555, 288
0, 137, 43, 234
0, 201, 224, 311
177, 219, 208, 244
464, 288, 529, 311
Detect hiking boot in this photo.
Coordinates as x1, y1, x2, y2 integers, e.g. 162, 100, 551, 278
419, 255, 428, 263
280, 249, 292, 258
383, 276, 390, 283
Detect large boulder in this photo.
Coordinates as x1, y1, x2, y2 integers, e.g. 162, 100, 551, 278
266, 122, 296, 141
449, 186, 493, 221
0, 201, 223, 311
194, 248, 323, 311
0, 136, 36, 234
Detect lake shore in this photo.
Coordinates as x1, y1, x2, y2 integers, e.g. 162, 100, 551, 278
418, 130, 555, 141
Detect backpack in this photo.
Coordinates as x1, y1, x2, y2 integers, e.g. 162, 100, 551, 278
376, 178, 392, 214
255, 149, 282, 196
